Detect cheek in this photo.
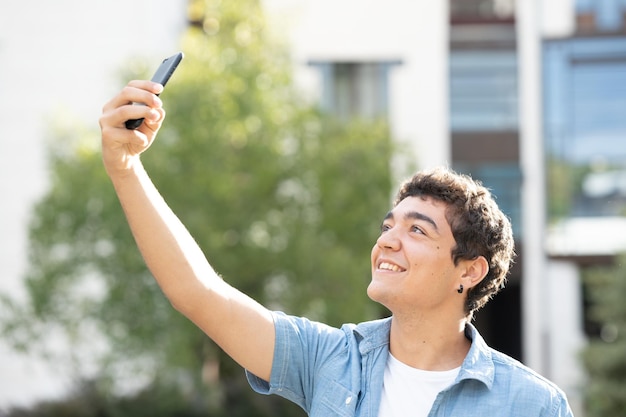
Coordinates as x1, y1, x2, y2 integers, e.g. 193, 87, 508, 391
409, 251, 450, 275
370, 244, 379, 264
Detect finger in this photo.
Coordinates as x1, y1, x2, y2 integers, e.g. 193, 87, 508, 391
106, 86, 163, 112
122, 106, 162, 127
142, 108, 166, 132
102, 81, 163, 113
127, 79, 164, 94
101, 119, 151, 152
100, 101, 162, 131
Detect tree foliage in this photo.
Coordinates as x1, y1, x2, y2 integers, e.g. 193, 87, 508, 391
1, 0, 400, 415
582, 253, 626, 417
545, 156, 597, 222
1, 379, 206, 417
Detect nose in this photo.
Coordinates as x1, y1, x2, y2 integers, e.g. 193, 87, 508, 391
376, 228, 400, 251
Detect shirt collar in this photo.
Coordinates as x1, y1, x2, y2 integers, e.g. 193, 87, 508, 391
458, 322, 495, 389
353, 316, 392, 353
353, 318, 495, 389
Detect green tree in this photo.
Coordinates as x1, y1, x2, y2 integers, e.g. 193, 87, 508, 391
582, 253, 626, 417
545, 156, 592, 222
2, 378, 214, 417
1, 0, 400, 415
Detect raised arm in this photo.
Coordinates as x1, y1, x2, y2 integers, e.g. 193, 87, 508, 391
99, 80, 275, 381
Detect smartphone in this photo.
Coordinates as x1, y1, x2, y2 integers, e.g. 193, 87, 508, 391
125, 52, 184, 130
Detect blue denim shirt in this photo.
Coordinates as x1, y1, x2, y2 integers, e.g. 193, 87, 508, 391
247, 312, 574, 417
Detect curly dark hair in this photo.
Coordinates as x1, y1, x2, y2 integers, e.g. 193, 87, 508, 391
394, 166, 516, 318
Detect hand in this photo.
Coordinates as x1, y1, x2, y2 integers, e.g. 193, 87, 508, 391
99, 80, 165, 177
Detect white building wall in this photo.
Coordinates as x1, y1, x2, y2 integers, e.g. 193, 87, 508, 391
263, 0, 450, 174
547, 260, 586, 417
0, 0, 187, 407
517, 0, 550, 375
541, 0, 575, 38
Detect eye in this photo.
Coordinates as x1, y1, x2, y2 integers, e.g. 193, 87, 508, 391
411, 225, 425, 235
380, 222, 392, 233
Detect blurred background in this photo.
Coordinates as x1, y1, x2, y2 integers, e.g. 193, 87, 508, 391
1, 0, 625, 416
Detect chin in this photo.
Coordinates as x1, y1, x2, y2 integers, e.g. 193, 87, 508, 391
366, 281, 385, 304
366, 289, 393, 316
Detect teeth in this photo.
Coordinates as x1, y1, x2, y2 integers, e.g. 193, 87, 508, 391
379, 262, 404, 272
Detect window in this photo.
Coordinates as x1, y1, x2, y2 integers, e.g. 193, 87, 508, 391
544, 37, 626, 218
309, 61, 399, 121
449, 50, 519, 132
544, 38, 626, 165
450, 0, 515, 23
576, 0, 626, 31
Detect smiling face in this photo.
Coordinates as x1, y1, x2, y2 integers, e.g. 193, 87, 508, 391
368, 195, 466, 318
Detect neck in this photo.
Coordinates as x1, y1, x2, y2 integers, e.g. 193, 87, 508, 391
388, 314, 470, 371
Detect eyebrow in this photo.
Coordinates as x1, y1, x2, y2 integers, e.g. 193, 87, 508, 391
383, 210, 440, 232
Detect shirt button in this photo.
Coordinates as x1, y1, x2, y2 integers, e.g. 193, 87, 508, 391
345, 396, 352, 405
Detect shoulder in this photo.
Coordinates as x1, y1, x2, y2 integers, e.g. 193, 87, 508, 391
270, 311, 364, 350
490, 349, 554, 387
489, 348, 571, 413
493, 349, 564, 392
462, 324, 572, 415
466, 324, 564, 394
272, 312, 390, 343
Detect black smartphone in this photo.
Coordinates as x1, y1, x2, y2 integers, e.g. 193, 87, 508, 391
125, 52, 184, 130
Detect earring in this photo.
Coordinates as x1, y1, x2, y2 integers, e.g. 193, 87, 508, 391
457, 284, 464, 294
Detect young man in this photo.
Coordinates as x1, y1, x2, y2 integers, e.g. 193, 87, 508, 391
100, 80, 574, 416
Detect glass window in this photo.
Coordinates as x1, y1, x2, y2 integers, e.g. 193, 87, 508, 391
450, 0, 515, 22
310, 61, 398, 121
449, 50, 519, 131
576, 0, 626, 31
544, 37, 626, 219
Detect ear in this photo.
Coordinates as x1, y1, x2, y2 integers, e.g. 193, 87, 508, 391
460, 256, 489, 290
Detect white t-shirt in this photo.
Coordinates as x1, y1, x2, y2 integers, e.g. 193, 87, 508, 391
377, 353, 460, 417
